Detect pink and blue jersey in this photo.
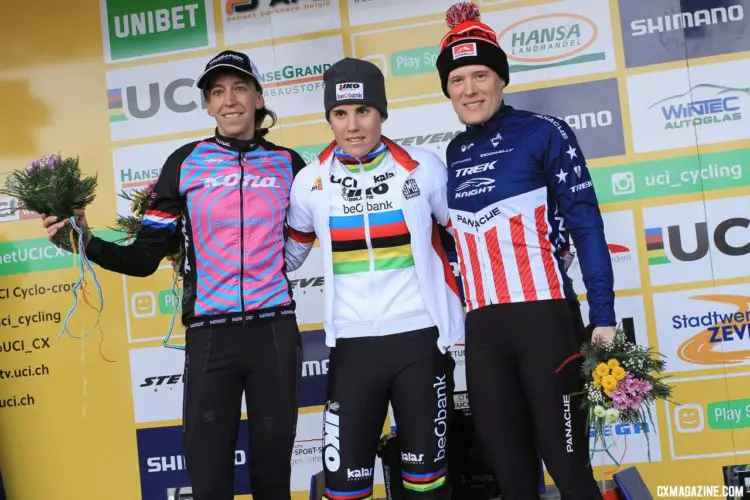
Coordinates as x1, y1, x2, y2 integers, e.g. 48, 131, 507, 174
86, 132, 306, 330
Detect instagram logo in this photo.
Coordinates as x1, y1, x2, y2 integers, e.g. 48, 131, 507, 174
611, 172, 636, 195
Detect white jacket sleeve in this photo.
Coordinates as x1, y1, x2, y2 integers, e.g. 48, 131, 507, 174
284, 170, 316, 272
427, 153, 450, 226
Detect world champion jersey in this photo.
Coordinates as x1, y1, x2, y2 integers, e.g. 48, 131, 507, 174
445, 103, 615, 328
85, 131, 306, 330
327, 143, 434, 337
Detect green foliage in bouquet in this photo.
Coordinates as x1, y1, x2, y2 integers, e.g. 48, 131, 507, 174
574, 328, 674, 465
110, 181, 157, 242
0, 154, 97, 249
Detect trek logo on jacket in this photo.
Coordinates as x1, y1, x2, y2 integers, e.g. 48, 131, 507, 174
445, 103, 615, 328
285, 138, 465, 352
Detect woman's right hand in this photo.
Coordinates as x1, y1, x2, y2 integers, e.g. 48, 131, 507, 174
41, 209, 91, 247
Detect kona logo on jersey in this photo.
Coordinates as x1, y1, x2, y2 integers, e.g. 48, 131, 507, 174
630, 5, 744, 37
455, 178, 495, 199
434, 374, 448, 463
347, 468, 373, 480
452, 42, 477, 59
323, 407, 341, 472
455, 161, 496, 177
201, 174, 278, 188
401, 452, 424, 464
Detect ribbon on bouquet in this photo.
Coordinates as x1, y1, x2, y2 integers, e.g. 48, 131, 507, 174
57, 216, 113, 362
162, 264, 184, 351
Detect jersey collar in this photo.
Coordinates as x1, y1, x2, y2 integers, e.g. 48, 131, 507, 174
318, 136, 418, 172
212, 128, 260, 152
465, 101, 513, 134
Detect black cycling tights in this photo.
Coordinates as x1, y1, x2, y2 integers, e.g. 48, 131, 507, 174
465, 299, 601, 500
322, 327, 455, 500
181, 317, 301, 500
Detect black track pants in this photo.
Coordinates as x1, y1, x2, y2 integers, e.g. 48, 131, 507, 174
321, 327, 455, 500
181, 317, 302, 500
465, 300, 600, 500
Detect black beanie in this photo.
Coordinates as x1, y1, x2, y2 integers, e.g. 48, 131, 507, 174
436, 2, 510, 97
323, 58, 388, 121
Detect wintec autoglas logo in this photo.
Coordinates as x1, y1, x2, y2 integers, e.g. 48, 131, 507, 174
497, 13, 604, 71
649, 84, 747, 131
674, 294, 750, 365
104, 0, 211, 61
645, 217, 750, 266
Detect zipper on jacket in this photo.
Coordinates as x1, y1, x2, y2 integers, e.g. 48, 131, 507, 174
238, 152, 246, 316
359, 159, 376, 326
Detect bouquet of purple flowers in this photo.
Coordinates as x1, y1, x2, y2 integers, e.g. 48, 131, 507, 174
0, 153, 106, 351
0, 153, 97, 250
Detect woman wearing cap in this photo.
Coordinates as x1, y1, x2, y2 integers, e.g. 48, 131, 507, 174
42, 50, 306, 500
431, 2, 615, 499
284, 57, 465, 500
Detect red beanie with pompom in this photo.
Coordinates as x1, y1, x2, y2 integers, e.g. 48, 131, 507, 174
435, 1, 509, 97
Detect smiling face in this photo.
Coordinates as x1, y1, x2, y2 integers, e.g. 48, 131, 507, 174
446, 65, 506, 126
329, 104, 384, 158
205, 71, 264, 140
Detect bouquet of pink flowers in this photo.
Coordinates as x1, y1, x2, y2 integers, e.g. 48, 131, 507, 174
567, 328, 673, 465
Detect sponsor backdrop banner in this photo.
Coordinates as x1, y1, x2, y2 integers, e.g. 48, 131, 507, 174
1, 0, 749, 498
